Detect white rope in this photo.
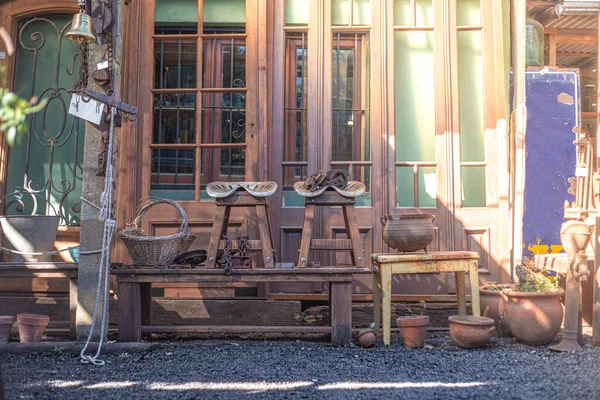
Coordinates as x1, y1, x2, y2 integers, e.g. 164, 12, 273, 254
80, 106, 117, 366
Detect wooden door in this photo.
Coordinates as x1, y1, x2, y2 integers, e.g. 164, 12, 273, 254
134, 0, 259, 252
270, 1, 383, 293
385, 0, 510, 293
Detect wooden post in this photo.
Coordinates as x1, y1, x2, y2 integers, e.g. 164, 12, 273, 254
118, 282, 141, 342
469, 260, 481, 316
69, 276, 78, 340
381, 264, 392, 345
140, 282, 152, 339
372, 267, 381, 336
511, 0, 527, 279
330, 281, 352, 346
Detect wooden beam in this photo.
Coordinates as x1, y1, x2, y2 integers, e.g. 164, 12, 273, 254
545, 28, 599, 45
526, 0, 561, 6
548, 33, 557, 66
0, 342, 159, 355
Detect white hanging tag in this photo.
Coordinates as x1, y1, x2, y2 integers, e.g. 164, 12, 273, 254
576, 167, 588, 177
97, 60, 109, 70
68, 94, 105, 125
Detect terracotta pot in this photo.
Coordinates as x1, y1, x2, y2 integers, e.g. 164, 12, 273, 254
501, 290, 564, 345
479, 285, 516, 337
448, 315, 496, 349
357, 328, 376, 348
0, 316, 15, 343
17, 314, 49, 343
380, 214, 435, 253
396, 315, 429, 348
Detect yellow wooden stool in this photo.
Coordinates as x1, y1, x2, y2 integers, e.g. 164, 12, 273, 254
371, 251, 481, 345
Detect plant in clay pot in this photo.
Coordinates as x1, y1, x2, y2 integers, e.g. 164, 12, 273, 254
479, 282, 517, 337
395, 300, 429, 348
501, 264, 564, 346
0, 316, 15, 343
17, 313, 49, 343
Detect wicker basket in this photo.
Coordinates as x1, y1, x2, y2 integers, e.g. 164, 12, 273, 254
118, 198, 196, 268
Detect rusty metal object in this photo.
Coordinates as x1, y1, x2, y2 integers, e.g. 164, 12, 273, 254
448, 315, 495, 349
293, 180, 366, 198
206, 181, 278, 198
380, 214, 435, 253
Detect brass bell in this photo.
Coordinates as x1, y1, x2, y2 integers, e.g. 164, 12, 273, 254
66, 10, 96, 43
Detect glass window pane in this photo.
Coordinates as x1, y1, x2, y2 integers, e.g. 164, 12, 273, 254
155, 0, 198, 28
203, 40, 246, 89
151, 148, 196, 199
394, 31, 436, 162
286, 0, 309, 26
396, 166, 436, 208
393, 0, 412, 26
154, 40, 197, 89
153, 94, 196, 144
332, 0, 351, 26
458, 31, 484, 162
457, 0, 481, 26
415, 0, 433, 27
332, 34, 370, 163
284, 34, 308, 163
462, 167, 486, 207
203, 0, 246, 27
354, 0, 372, 25
201, 92, 246, 145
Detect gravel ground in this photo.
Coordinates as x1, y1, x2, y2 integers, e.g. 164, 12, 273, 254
2, 332, 600, 400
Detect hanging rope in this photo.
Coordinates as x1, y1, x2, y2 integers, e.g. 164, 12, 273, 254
79, 106, 117, 366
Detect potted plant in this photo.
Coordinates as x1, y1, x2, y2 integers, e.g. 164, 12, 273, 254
479, 282, 517, 337
501, 264, 564, 345
395, 300, 429, 348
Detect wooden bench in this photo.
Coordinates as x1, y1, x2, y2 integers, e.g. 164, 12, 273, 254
111, 267, 369, 346
372, 251, 481, 345
0, 262, 78, 339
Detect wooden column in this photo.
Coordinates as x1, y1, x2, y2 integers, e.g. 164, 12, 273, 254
330, 281, 352, 346
455, 271, 467, 315
593, 216, 600, 346
69, 276, 78, 340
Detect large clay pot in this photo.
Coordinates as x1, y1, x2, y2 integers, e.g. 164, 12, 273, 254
501, 290, 564, 345
396, 315, 429, 348
479, 285, 516, 337
0, 215, 60, 262
380, 214, 435, 252
17, 313, 49, 343
448, 315, 496, 348
0, 316, 15, 343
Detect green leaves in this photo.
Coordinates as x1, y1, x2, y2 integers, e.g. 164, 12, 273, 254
0, 81, 47, 146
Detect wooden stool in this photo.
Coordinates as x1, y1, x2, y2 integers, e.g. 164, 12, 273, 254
206, 182, 277, 269
295, 181, 367, 267
371, 251, 481, 345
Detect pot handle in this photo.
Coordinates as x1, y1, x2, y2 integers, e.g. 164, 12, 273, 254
488, 325, 497, 338
380, 216, 387, 226
429, 214, 436, 222
500, 289, 509, 303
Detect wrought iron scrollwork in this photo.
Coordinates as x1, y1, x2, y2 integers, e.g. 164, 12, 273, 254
12, 17, 84, 226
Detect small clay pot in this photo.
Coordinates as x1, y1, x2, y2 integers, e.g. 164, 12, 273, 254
0, 316, 15, 343
17, 314, 49, 343
396, 315, 429, 348
357, 328, 376, 348
448, 315, 496, 349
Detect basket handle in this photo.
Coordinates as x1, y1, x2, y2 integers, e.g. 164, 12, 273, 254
130, 197, 191, 237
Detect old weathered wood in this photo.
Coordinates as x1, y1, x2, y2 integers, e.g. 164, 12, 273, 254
256, 204, 276, 267
330, 282, 352, 346
117, 282, 141, 342
150, 299, 301, 326
69, 277, 78, 340
297, 205, 315, 267
373, 251, 481, 345
310, 239, 353, 251
206, 205, 231, 269
372, 268, 381, 335
342, 203, 364, 266
455, 271, 466, 315
594, 216, 600, 346
142, 325, 331, 334
113, 267, 358, 345
268, 293, 472, 302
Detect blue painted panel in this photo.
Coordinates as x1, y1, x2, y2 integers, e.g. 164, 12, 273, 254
522, 69, 579, 255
